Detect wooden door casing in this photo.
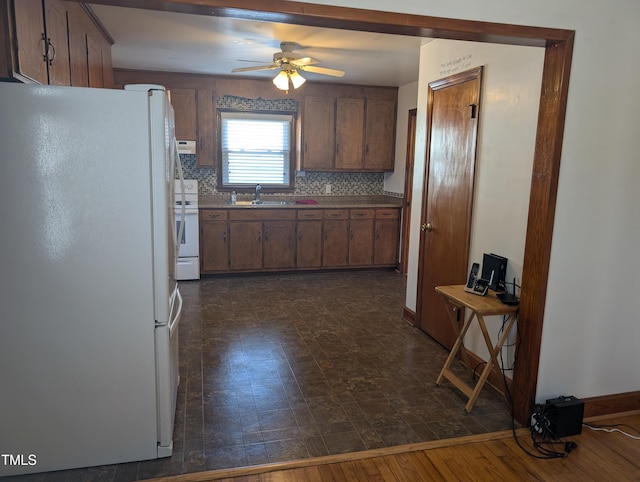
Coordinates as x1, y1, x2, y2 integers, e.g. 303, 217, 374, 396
417, 67, 483, 349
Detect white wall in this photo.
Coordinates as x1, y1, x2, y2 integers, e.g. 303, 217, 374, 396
406, 39, 543, 368
296, 0, 640, 404
384, 81, 418, 194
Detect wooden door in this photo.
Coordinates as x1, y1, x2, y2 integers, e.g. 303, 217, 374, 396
335, 98, 365, 170
263, 220, 296, 269
364, 99, 396, 170
229, 222, 262, 270
416, 67, 483, 349
301, 96, 335, 170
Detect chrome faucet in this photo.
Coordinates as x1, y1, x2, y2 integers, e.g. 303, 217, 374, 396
254, 184, 262, 203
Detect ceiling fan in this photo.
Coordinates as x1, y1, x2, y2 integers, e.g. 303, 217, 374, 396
231, 41, 345, 91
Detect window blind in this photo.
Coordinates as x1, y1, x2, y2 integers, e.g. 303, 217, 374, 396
220, 112, 292, 187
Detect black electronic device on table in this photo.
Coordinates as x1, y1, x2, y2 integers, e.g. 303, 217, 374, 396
482, 253, 508, 292
464, 262, 489, 296
497, 277, 520, 306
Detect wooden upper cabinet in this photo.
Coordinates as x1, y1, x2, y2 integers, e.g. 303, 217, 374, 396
299, 93, 396, 172
301, 96, 335, 170
170, 88, 197, 141
9, 0, 48, 84
364, 99, 397, 171
2, 0, 112, 87
43, 0, 70, 86
196, 89, 215, 167
335, 98, 365, 170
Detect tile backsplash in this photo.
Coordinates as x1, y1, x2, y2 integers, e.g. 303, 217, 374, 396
179, 153, 392, 197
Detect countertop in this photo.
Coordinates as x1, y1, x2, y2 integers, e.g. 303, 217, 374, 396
198, 194, 404, 209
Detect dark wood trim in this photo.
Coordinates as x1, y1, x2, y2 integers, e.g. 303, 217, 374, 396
583, 391, 640, 418
402, 306, 416, 326
512, 35, 574, 423
80, 3, 115, 45
85, 0, 575, 426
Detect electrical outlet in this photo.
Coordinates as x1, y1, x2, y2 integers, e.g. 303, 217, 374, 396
325, 184, 332, 194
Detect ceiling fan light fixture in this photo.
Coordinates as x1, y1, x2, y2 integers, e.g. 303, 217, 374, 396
289, 69, 306, 89
272, 70, 290, 90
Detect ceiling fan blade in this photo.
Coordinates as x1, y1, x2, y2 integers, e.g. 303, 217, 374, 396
299, 65, 345, 77
231, 64, 279, 73
290, 56, 320, 66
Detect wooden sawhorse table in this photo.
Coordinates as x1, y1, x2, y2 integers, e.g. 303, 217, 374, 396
435, 285, 518, 412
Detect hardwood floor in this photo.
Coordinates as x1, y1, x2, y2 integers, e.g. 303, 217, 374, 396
147, 412, 640, 481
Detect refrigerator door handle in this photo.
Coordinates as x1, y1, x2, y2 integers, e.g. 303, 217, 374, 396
168, 286, 182, 335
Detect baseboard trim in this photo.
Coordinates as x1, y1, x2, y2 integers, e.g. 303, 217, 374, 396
455, 352, 639, 419
403, 307, 416, 326
582, 391, 640, 418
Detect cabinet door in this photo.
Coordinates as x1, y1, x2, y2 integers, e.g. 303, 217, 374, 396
349, 218, 374, 266
335, 98, 365, 170
86, 33, 104, 88
364, 99, 396, 171
264, 220, 296, 269
43, 0, 70, 86
323, 219, 349, 267
11, 0, 48, 84
170, 88, 197, 140
229, 221, 262, 270
374, 218, 400, 266
297, 220, 323, 268
200, 221, 229, 272
196, 89, 215, 166
301, 96, 335, 170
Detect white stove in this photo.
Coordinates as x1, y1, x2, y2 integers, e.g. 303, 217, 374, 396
175, 179, 199, 280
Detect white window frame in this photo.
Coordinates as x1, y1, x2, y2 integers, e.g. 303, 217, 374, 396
218, 110, 295, 190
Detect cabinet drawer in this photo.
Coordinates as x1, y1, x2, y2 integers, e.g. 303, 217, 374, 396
297, 210, 323, 220
200, 210, 228, 221
350, 209, 375, 219
230, 209, 296, 221
324, 209, 349, 220
376, 208, 399, 219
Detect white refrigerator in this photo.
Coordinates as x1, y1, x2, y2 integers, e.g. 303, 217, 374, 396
0, 82, 184, 476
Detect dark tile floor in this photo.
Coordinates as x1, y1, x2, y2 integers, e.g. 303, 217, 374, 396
8, 269, 515, 482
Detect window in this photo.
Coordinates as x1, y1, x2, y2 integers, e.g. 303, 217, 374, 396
218, 110, 295, 190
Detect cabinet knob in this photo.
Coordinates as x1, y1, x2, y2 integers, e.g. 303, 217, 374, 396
421, 222, 433, 232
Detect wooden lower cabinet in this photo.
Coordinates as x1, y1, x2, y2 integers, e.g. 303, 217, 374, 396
200, 210, 229, 272
200, 206, 400, 274
323, 210, 349, 267
229, 221, 262, 270
264, 220, 296, 269
297, 211, 323, 268
374, 209, 400, 266
349, 209, 375, 266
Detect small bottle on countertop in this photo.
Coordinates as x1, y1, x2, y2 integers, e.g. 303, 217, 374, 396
230, 191, 237, 204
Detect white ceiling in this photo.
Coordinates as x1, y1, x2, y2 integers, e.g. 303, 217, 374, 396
89, 5, 430, 87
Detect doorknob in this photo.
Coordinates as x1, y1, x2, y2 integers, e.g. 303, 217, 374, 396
421, 222, 433, 232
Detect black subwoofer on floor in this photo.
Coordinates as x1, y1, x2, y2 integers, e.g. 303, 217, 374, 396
544, 395, 585, 438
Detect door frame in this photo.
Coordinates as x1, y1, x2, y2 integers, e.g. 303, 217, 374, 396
92, 0, 575, 426
399, 108, 416, 275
